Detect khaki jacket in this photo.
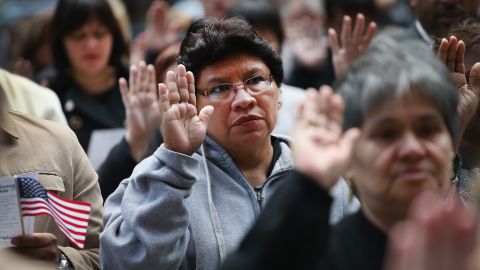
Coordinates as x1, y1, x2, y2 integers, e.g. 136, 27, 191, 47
0, 249, 55, 270
0, 68, 67, 125
0, 111, 102, 270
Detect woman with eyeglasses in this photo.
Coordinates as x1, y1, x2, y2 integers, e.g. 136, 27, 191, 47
100, 16, 356, 270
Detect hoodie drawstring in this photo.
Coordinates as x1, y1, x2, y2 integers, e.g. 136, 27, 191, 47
200, 144, 226, 262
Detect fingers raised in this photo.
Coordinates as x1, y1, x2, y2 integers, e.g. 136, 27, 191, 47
177, 64, 190, 102
455, 40, 465, 74
437, 38, 449, 63
147, 64, 157, 93
363, 22, 377, 48
352, 13, 365, 46
119, 77, 129, 104
187, 71, 196, 106
446, 36, 459, 71
129, 64, 139, 93
166, 70, 180, 104
340, 15, 352, 49
158, 83, 171, 113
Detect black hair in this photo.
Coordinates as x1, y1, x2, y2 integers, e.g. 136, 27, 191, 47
178, 16, 283, 89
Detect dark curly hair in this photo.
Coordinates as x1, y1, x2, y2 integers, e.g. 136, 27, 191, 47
178, 16, 283, 89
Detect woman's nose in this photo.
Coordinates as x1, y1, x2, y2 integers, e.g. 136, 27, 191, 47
231, 87, 257, 110
86, 36, 98, 48
397, 132, 426, 160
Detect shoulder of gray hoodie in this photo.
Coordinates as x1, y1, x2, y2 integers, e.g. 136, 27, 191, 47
100, 135, 359, 270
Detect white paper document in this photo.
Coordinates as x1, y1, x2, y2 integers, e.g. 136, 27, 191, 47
0, 176, 23, 247
87, 128, 126, 170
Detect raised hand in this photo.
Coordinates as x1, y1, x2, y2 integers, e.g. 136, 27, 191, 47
146, 0, 182, 49
292, 86, 360, 189
385, 191, 477, 270
437, 36, 480, 140
121, 61, 163, 161
328, 13, 377, 80
129, 0, 184, 64
160, 64, 213, 156
10, 233, 59, 262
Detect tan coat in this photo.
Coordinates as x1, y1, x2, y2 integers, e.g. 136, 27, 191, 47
0, 68, 67, 125
0, 111, 102, 270
0, 249, 55, 270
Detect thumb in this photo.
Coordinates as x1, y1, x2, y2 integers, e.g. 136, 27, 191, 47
468, 62, 480, 95
198, 105, 214, 126
338, 128, 360, 161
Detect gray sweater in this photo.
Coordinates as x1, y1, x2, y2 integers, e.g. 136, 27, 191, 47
100, 136, 359, 270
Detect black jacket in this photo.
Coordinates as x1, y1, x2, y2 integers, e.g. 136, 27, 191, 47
48, 67, 128, 151
98, 130, 164, 201
220, 171, 387, 270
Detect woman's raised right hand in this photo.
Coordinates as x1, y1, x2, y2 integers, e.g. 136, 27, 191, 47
292, 86, 360, 189
159, 64, 214, 156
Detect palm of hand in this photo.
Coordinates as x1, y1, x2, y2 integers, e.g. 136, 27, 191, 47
328, 14, 377, 80
162, 103, 207, 155
144, 0, 180, 51
436, 37, 480, 134
159, 65, 213, 156
457, 76, 479, 127
332, 46, 362, 79
127, 91, 162, 139
294, 121, 349, 183
293, 87, 359, 189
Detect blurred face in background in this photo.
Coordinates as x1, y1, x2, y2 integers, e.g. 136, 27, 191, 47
201, 0, 239, 17
63, 17, 113, 75
411, 0, 478, 36
349, 91, 455, 224
283, 0, 325, 39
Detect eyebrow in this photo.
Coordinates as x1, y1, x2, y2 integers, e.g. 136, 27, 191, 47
367, 113, 443, 128
203, 67, 267, 85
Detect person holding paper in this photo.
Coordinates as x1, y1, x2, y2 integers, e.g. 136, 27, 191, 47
0, 88, 103, 268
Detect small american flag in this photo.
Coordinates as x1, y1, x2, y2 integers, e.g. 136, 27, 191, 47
17, 177, 91, 249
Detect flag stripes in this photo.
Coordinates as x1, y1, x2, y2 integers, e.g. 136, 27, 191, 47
17, 177, 91, 249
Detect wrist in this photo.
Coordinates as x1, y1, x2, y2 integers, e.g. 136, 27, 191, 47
294, 157, 339, 190
125, 132, 150, 162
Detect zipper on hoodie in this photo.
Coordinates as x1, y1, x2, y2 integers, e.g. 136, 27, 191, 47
254, 185, 265, 208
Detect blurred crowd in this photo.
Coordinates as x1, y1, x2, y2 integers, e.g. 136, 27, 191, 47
0, 0, 480, 269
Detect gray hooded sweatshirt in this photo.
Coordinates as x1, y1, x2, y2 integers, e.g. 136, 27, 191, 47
100, 136, 358, 270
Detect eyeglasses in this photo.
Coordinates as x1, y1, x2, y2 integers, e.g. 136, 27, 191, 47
197, 74, 274, 101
